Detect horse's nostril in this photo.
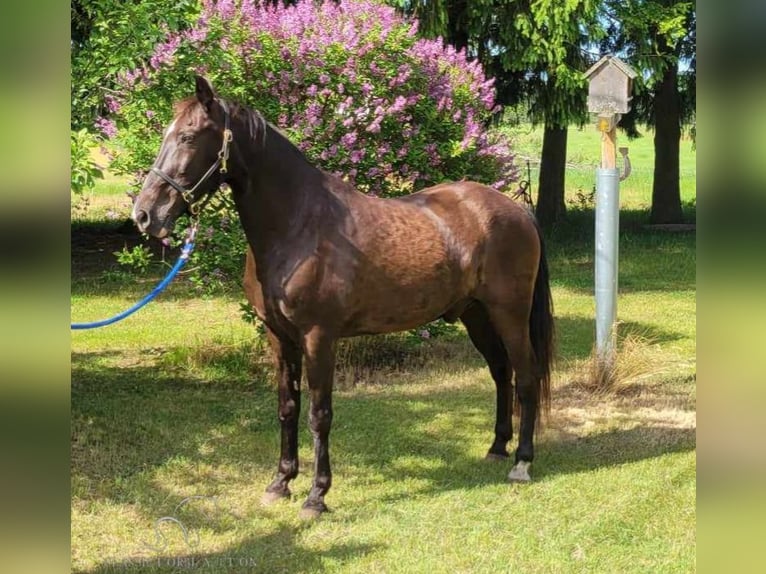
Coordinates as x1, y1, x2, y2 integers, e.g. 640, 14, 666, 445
135, 209, 151, 230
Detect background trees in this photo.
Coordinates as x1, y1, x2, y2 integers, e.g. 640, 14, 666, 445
396, 0, 696, 226
397, 0, 601, 227
600, 0, 696, 224
72, 0, 696, 225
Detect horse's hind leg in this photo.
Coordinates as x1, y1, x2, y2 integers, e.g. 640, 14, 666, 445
483, 303, 538, 482
262, 328, 303, 504
299, 327, 336, 519
461, 303, 513, 460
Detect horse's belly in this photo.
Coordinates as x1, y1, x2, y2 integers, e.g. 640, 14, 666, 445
340, 265, 464, 336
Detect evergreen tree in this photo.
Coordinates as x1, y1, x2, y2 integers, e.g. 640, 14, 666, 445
601, 0, 696, 224
397, 0, 602, 228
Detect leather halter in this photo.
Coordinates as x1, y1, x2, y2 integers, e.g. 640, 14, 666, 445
150, 100, 233, 215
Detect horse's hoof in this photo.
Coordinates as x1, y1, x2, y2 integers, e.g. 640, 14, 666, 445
508, 461, 532, 483
485, 451, 510, 462
298, 502, 328, 520
261, 490, 289, 506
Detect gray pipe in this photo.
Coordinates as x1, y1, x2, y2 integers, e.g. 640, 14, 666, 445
595, 168, 620, 360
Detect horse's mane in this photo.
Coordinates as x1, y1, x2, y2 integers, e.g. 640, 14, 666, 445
173, 96, 267, 146
230, 101, 267, 147
173, 97, 198, 117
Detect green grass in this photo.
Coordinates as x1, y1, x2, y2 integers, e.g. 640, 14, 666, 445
505, 123, 697, 213
72, 147, 135, 223
71, 126, 695, 573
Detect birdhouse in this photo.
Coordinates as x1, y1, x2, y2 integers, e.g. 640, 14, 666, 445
584, 55, 638, 116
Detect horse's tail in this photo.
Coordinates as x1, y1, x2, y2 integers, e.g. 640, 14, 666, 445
529, 218, 554, 420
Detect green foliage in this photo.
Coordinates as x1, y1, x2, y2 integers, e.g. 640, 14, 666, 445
398, 0, 602, 128
239, 300, 260, 326
70, 129, 104, 194
396, 0, 603, 227
567, 187, 596, 211
113, 244, 153, 275
70, 0, 199, 131
600, 0, 696, 135
184, 198, 249, 295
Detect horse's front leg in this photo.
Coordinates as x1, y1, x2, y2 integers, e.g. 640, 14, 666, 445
262, 328, 303, 504
299, 327, 336, 519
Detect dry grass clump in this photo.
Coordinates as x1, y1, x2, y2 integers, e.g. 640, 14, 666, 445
570, 331, 663, 396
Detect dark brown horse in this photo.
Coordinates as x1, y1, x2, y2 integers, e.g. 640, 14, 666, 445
133, 77, 554, 519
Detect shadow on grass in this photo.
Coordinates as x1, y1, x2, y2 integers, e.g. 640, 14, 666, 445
78, 525, 380, 574
554, 315, 687, 361
325, 384, 695, 504
72, 339, 695, 503
70, 220, 235, 301
545, 208, 696, 295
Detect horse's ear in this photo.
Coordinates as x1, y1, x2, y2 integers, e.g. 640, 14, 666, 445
195, 75, 216, 111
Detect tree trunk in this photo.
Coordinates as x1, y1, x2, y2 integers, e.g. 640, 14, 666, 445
535, 123, 568, 228
650, 60, 683, 223
446, 0, 468, 52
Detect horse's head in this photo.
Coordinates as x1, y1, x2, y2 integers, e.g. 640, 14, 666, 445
133, 76, 231, 238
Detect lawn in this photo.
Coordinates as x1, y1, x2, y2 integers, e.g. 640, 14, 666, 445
71, 124, 696, 573
504, 121, 697, 213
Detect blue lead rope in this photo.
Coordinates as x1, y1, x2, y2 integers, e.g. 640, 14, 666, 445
71, 227, 197, 330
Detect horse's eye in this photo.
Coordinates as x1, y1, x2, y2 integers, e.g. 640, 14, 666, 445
180, 133, 194, 144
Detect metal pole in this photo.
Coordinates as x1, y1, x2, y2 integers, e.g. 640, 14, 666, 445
595, 167, 620, 360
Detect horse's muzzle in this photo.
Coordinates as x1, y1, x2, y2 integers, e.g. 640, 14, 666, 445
134, 208, 151, 233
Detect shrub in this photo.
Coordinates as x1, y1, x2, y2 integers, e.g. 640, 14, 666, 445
104, 0, 517, 293
70, 129, 104, 195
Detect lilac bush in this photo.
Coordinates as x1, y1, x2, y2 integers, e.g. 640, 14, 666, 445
104, 0, 518, 292
108, 0, 516, 193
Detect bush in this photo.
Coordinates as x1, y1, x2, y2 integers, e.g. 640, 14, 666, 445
70, 129, 104, 194
104, 0, 518, 293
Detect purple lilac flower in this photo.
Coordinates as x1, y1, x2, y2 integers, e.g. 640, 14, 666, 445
149, 35, 181, 70
94, 117, 117, 139
340, 131, 358, 147
305, 102, 322, 126
389, 96, 408, 114
104, 95, 121, 114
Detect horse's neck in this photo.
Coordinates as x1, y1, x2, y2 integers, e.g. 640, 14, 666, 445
229, 120, 327, 260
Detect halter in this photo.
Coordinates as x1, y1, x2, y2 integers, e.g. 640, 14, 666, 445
150, 100, 233, 216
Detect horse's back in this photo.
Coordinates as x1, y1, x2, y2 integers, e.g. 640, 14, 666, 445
402, 180, 534, 227
395, 180, 540, 257
401, 181, 543, 304
333, 180, 540, 330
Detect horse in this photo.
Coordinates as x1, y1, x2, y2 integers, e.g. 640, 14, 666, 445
133, 76, 554, 519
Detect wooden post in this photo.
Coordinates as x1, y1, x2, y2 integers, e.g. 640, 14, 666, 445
601, 126, 617, 170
